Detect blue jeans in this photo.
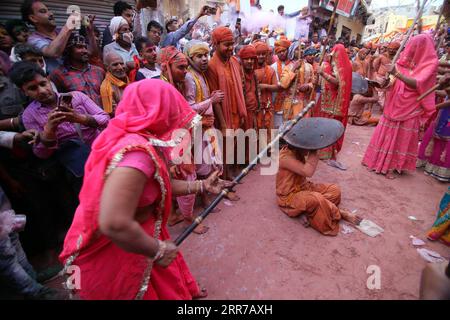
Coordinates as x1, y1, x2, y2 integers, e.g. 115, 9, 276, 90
0, 232, 43, 297
0, 185, 42, 297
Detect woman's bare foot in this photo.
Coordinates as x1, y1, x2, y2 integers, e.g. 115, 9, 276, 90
193, 223, 209, 234
385, 171, 396, 180
225, 191, 240, 201
184, 217, 209, 234
340, 209, 363, 225
299, 215, 310, 228
168, 210, 185, 226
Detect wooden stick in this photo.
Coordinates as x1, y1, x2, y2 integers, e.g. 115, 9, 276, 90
174, 101, 316, 246
433, 0, 445, 48
309, 0, 339, 101
389, 0, 428, 73
416, 83, 440, 102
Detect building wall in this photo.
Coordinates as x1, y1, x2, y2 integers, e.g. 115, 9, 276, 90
336, 15, 365, 42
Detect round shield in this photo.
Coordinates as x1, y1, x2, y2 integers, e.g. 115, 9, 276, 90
352, 72, 368, 94
282, 117, 345, 150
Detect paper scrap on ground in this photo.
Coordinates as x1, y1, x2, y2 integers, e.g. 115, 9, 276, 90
327, 160, 348, 171
416, 248, 446, 263
341, 224, 355, 235
352, 141, 360, 146
410, 235, 426, 246
408, 215, 423, 222
356, 219, 384, 237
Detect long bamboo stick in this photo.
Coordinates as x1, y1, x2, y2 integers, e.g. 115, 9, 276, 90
309, 0, 339, 101
174, 101, 316, 246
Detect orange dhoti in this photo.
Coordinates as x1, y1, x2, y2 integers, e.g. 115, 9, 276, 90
278, 182, 342, 236
276, 147, 342, 236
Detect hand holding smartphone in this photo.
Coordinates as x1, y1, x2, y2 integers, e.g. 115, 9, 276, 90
57, 93, 73, 112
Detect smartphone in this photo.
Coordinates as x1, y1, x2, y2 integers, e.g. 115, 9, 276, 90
57, 93, 73, 111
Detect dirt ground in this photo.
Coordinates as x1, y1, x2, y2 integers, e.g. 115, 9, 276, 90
170, 124, 449, 300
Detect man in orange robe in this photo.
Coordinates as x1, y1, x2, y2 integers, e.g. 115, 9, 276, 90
372, 41, 400, 110
206, 26, 246, 196
270, 39, 291, 115
238, 45, 258, 130
352, 48, 369, 78
206, 26, 247, 131
254, 41, 277, 138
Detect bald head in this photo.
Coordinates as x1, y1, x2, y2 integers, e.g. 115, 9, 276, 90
104, 52, 123, 66
104, 52, 127, 80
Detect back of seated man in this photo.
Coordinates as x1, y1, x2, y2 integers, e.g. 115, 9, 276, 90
9, 61, 109, 189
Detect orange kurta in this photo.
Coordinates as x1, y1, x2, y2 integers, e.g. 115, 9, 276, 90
276, 147, 342, 236
271, 60, 291, 112
242, 71, 258, 130
255, 65, 277, 131
279, 61, 314, 120
206, 53, 247, 130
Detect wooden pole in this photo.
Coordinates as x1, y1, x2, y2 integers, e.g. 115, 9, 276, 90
175, 101, 316, 246
385, 0, 428, 81
309, 0, 339, 101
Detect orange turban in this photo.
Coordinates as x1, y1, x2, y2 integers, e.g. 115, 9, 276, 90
212, 26, 234, 45
274, 39, 291, 54
158, 46, 187, 66
238, 45, 257, 59
387, 41, 401, 50
157, 46, 187, 85
253, 41, 270, 54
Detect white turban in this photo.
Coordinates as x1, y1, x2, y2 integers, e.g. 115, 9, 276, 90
109, 16, 128, 40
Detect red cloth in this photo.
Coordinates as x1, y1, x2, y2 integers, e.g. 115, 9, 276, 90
206, 53, 247, 129
212, 26, 233, 45
254, 41, 270, 54
60, 80, 200, 299
158, 46, 188, 85
274, 39, 291, 54
238, 45, 257, 59
387, 41, 400, 50
128, 55, 141, 83
387, 34, 438, 123
317, 44, 352, 159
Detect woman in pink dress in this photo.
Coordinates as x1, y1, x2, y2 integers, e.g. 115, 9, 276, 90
59, 80, 230, 299
362, 34, 438, 179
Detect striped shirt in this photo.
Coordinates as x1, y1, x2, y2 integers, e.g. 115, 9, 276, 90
22, 91, 109, 158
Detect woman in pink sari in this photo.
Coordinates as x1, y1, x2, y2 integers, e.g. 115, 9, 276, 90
362, 34, 438, 179
316, 44, 352, 162
59, 80, 230, 299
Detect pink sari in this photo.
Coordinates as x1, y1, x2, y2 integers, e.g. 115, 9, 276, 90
59, 80, 202, 299
363, 34, 438, 174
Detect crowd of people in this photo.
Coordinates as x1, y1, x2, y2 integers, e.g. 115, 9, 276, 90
0, 0, 448, 300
